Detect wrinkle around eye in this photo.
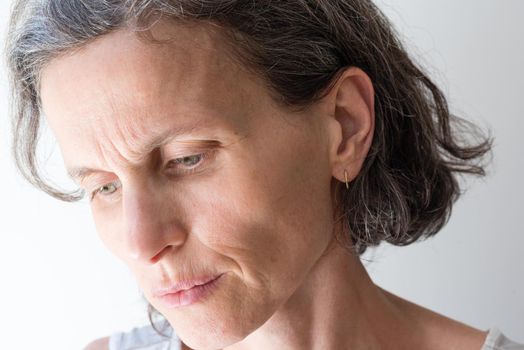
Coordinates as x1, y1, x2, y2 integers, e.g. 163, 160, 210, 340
91, 180, 122, 201
82, 174, 119, 195
76, 138, 232, 193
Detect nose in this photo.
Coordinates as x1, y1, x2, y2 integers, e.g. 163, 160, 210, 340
122, 179, 187, 264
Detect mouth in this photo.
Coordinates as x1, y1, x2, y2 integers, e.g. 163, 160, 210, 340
154, 273, 224, 308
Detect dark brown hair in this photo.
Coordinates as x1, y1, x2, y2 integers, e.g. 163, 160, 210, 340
6, 0, 492, 330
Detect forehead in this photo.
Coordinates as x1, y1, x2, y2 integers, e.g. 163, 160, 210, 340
40, 20, 259, 165
40, 19, 252, 120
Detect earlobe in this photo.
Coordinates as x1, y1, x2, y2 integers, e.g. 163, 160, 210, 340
327, 67, 375, 184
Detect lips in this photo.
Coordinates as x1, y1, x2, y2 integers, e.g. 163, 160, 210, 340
153, 273, 224, 308
154, 274, 222, 296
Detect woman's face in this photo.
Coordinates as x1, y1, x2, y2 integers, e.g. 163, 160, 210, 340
41, 22, 338, 348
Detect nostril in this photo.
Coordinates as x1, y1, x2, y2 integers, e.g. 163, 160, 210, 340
149, 245, 172, 264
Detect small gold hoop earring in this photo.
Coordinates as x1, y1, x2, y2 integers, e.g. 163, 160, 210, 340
344, 169, 349, 189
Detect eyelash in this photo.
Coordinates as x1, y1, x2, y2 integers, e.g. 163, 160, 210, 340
89, 151, 213, 201
165, 152, 209, 174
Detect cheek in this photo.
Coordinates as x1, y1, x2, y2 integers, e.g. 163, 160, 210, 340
157, 135, 335, 346
192, 139, 334, 294
91, 207, 128, 261
92, 212, 112, 249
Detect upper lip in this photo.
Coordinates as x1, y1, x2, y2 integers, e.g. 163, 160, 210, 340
153, 273, 222, 297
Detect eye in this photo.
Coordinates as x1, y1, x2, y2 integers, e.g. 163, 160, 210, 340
165, 151, 214, 175
89, 151, 215, 201
90, 180, 121, 201
173, 154, 203, 168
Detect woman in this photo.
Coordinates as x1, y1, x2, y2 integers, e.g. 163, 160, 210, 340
5, 0, 523, 349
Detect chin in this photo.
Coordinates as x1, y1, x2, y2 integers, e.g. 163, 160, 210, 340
163, 301, 275, 349
153, 274, 284, 348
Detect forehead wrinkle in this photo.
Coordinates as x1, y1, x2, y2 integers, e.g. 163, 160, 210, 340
94, 109, 210, 170
99, 84, 158, 166
58, 23, 255, 177
115, 110, 154, 163
97, 123, 139, 172
91, 118, 142, 173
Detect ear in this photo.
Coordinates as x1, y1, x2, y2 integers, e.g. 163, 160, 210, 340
322, 66, 375, 185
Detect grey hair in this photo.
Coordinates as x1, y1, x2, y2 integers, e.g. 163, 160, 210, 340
6, 0, 493, 257
6, 0, 130, 200
6, 0, 494, 339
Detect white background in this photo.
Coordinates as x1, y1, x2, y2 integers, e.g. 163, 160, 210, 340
1, 1, 523, 349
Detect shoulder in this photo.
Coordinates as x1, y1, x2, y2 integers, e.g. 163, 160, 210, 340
378, 286, 491, 349
481, 327, 524, 350
83, 336, 110, 350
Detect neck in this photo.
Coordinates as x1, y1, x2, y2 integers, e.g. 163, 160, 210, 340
220, 239, 422, 350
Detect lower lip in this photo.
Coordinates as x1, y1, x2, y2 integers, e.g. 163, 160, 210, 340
158, 274, 223, 308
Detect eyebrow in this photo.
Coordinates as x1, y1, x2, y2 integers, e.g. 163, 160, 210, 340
67, 167, 103, 186
67, 120, 214, 184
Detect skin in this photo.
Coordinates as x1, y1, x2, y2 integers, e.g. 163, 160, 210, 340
40, 21, 489, 350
